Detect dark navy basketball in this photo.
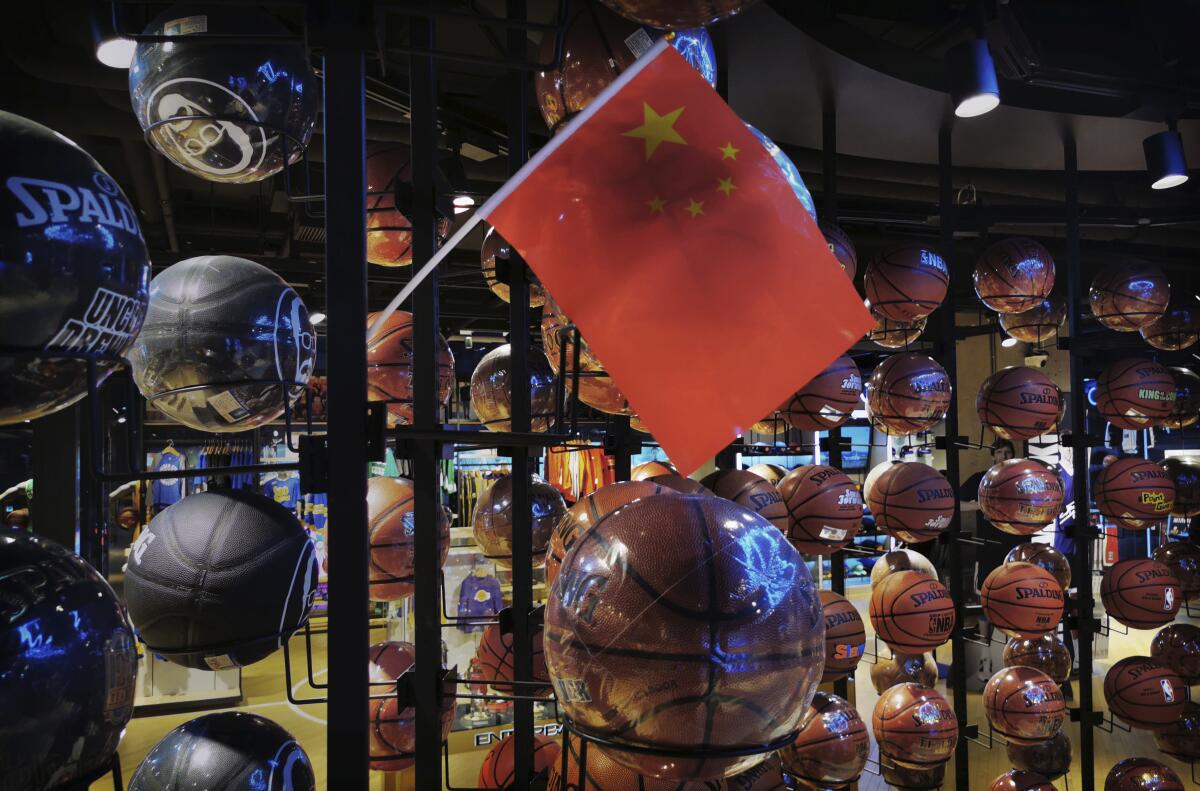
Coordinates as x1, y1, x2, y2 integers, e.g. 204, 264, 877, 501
0, 533, 138, 790
124, 490, 317, 669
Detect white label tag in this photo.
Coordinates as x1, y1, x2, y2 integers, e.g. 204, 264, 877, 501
204, 654, 236, 670
819, 525, 848, 541
163, 15, 208, 36
623, 29, 654, 58
207, 390, 251, 422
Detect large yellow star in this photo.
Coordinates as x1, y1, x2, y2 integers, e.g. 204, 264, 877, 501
647, 196, 666, 215
622, 103, 687, 160
719, 142, 739, 160
717, 177, 736, 196
685, 198, 704, 218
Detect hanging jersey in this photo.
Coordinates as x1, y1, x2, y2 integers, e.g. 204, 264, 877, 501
151, 448, 185, 508
262, 476, 301, 511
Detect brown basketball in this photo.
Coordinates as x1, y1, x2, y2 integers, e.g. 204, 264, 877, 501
976, 366, 1064, 441
818, 590, 866, 682
1090, 261, 1170, 331
983, 666, 1066, 744
1096, 358, 1176, 429
1161, 457, 1200, 517
868, 462, 955, 544
1153, 701, 1200, 761
749, 411, 788, 436
866, 353, 952, 435
545, 495, 823, 780
871, 683, 958, 768
645, 473, 709, 496
870, 652, 937, 693
631, 460, 676, 480
473, 623, 552, 697
781, 692, 869, 787
980, 562, 1064, 638
747, 463, 787, 485
470, 344, 557, 432
1104, 758, 1184, 791
1165, 367, 1200, 429
881, 761, 947, 790
870, 548, 937, 588
1152, 623, 1200, 683
365, 144, 451, 267
867, 309, 927, 349
368, 476, 450, 601
478, 734, 560, 789
546, 481, 668, 585
988, 769, 1056, 791
864, 243, 949, 322
472, 474, 567, 569
367, 641, 455, 771
999, 297, 1066, 345
1005, 543, 1072, 589
366, 310, 454, 426
869, 570, 955, 653
1007, 732, 1071, 780
978, 459, 1064, 535
1141, 303, 1200, 351
481, 225, 546, 307
547, 736, 732, 791
777, 464, 863, 555
700, 469, 788, 532
1100, 559, 1181, 629
1104, 656, 1186, 729
780, 354, 862, 431
821, 221, 857, 281
541, 294, 630, 416
1094, 457, 1176, 529
1152, 541, 1200, 599
1003, 635, 1071, 685
598, 0, 758, 29
974, 238, 1056, 314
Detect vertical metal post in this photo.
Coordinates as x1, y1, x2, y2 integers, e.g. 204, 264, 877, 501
32, 404, 79, 550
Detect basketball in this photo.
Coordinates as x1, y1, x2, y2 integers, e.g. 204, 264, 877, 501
470, 344, 558, 432
646, 473, 710, 495
999, 297, 1067, 345
128, 256, 316, 432
546, 481, 668, 585
777, 464, 864, 555
863, 461, 898, 504
988, 770, 1056, 791
821, 221, 858, 280
366, 310, 454, 426
1142, 304, 1200, 351
541, 294, 632, 416
125, 491, 317, 669
868, 462, 955, 544
779, 353, 862, 431
980, 562, 1064, 638
1161, 457, 1200, 516
1100, 559, 1180, 629
482, 225, 546, 307
978, 459, 1064, 535
750, 411, 788, 435
599, 0, 760, 28
472, 474, 567, 569
868, 310, 927, 349
881, 762, 947, 790
865, 353, 952, 435
545, 495, 823, 779
368, 476, 450, 601
869, 570, 955, 653
1151, 623, 1200, 683
1103, 656, 1186, 729
870, 548, 938, 588
870, 652, 938, 693
781, 692, 869, 788
700, 469, 788, 532
1007, 732, 1071, 780
1094, 457, 1176, 529
818, 590, 866, 682
976, 366, 1064, 440
631, 460, 676, 480
1153, 701, 1200, 761
1095, 358, 1176, 428
367, 641, 455, 771
983, 666, 1066, 744
1165, 367, 1200, 428
1104, 758, 1184, 791
479, 734, 560, 789
546, 736, 769, 791
973, 237, 1056, 313
1089, 261, 1170, 331
1003, 635, 1072, 685
871, 683, 958, 768
473, 623, 552, 697
863, 244, 949, 322
1152, 541, 1200, 599
1006, 543, 1072, 589
364, 144, 451, 266
747, 463, 788, 485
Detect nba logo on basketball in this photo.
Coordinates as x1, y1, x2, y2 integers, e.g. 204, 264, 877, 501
1161, 678, 1176, 703
1165, 587, 1175, 610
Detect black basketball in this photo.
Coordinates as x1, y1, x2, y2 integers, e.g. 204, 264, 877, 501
128, 712, 315, 790
124, 490, 318, 669
0, 533, 138, 790
0, 111, 150, 426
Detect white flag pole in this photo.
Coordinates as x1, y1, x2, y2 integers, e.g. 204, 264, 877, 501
366, 37, 672, 342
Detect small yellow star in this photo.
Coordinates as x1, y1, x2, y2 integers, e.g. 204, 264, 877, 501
685, 199, 704, 218
647, 196, 666, 215
717, 176, 736, 196
622, 103, 687, 160
719, 142, 739, 160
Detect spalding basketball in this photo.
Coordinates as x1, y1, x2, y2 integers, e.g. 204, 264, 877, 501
999, 297, 1066, 345
881, 761, 946, 790
1104, 758, 1184, 791
870, 652, 937, 694
545, 495, 823, 779
1006, 543, 1072, 589
781, 692, 869, 788
1104, 656, 1186, 729
1165, 367, 1200, 429
870, 548, 938, 588
541, 294, 631, 416
473, 623, 551, 697
1090, 261, 1170, 331
978, 459, 1064, 535
747, 463, 787, 485
863, 460, 898, 504
868, 462, 954, 544
866, 353, 952, 435
777, 464, 863, 555
1003, 635, 1071, 685
1096, 358, 1176, 429
1100, 559, 1180, 629
700, 469, 788, 532
988, 769, 1056, 791
366, 310, 454, 426
367, 476, 450, 601
1161, 457, 1200, 517
599, 0, 759, 28
780, 353, 862, 431
472, 474, 567, 569
1152, 623, 1200, 683
869, 570, 955, 653
872, 683, 958, 768
818, 590, 866, 682
1152, 541, 1200, 599
364, 143, 450, 266
1142, 304, 1200, 351
976, 366, 1064, 441
367, 641, 455, 771
481, 225, 546, 307
1153, 701, 1200, 761
546, 480, 667, 585
974, 238, 1056, 314
868, 309, 927, 349
820, 221, 858, 280
1007, 732, 1071, 780
645, 473, 709, 495
983, 666, 1066, 744
864, 244, 949, 322
980, 562, 1064, 638
479, 734, 560, 789
1094, 457, 1175, 529
631, 460, 676, 480
470, 344, 557, 432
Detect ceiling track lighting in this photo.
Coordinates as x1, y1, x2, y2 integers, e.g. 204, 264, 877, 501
948, 37, 1000, 118
1143, 123, 1189, 190
91, 1, 135, 69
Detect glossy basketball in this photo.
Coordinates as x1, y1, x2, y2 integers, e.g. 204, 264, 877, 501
1104, 758, 1184, 791
364, 144, 451, 267
1160, 457, 1200, 517
1096, 358, 1176, 429
546, 736, 761, 791
749, 411, 788, 436
1141, 304, 1200, 351
870, 548, 938, 588
366, 311, 454, 426
869, 570, 955, 653
367, 476, 450, 601
976, 366, 1064, 441
1103, 656, 1186, 729
988, 770, 1056, 791
1090, 262, 1170, 331
870, 652, 938, 694
1100, 559, 1180, 629
631, 460, 676, 480
747, 463, 787, 485
472, 475, 567, 569
980, 562, 1064, 638
1151, 623, 1200, 683
781, 692, 869, 787
881, 761, 947, 790
1003, 635, 1072, 685
541, 294, 631, 416
645, 473, 709, 496
818, 590, 866, 682
974, 238, 1056, 314
1007, 732, 1071, 780
868, 462, 954, 544
546, 481, 667, 585
1165, 367, 1200, 429
470, 344, 557, 432
700, 469, 787, 532
868, 309, 927, 349
1153, 701, 1200, 761
472, 623, 551, 697
978, 459, 1064, 535
864, 244, 949, 322
821, 221, 857, 281
780, 354, 862, 431
367, 641, 454, 771
481, 225, 546, 307
478, 734, 560, 788
866, 353, 952, 435
599, 0, 759, 28
1094, 457, 1176, 529
999, 297, 1066, 345
1152, 541, 1200, 599
862, 461, 897, 504
983, 666, 1066, 744
871, 683, 958, 768
777, 464, 863, 555
1005, 543, 1072, 589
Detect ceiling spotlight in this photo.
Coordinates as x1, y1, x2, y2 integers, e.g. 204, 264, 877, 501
1143, 127, 1189, 190
92, 2, 135, 68
309, 312, 326, 325
948, 38, 1000, 118
453, 195, 476, 215
1001, 336, 1019, 348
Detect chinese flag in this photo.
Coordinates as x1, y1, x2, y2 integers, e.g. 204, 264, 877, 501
486, 44, 873, 474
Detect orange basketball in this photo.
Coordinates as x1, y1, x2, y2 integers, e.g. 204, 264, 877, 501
1100, 559, 1181, 629
818, 590, 865, 682
367, 641, 454, 771
867, 309, 927, 349
1152, 541, 1200, 599
999, 297, 1066, 345
973, 238, 1056, 314
976, 366, 1064, 440
1104, 757, 1184, 791
870, 652, 937, 694
1096, 358, 1176, 429
472, 474, 567, 569
871, 683, 958, 768
470, 344, 558, 432
700, 469, 787, 532
863, 244, 949, 322
988, 769, 1056, 791
631, 460, 676, 480
868, 570, 955, 653
1161, 457, 1200, 517
1094, 457, 1176, 529
546, 481, 667, 585
779, 354, 862, 431
781, 692, 869, 788
980, 562, 1064, 638
821, 222, 857, 281
881, 761, 947, 790
749, 410, 788, 436
478, 734, 560, 789
366, 310, 454, 426
983, 666, 1066, 744
365, 144, 450, 267
1005, 542, 1072, 589
870, 548, 937, 588
645, 473, 709, 496
1151, 623, 1200, 683
367, 476, 450, 601
747, 463, 787, 485
777, 464, 863, 555
1165, 367, 1200, 429
546, 735, 762, 791
868, 462, 954, 544
1104, 656, 1186, 729
541, 294, 631, 416
1141, 304, 1200, 351
978, 459, 1064, 535
481, 225, 545, 307
866, 353, 952, 435
1003, 635, 1071, 685
473, 623, 552, 697
1089, 261, 1170, 331
1007, 732, 1071, 780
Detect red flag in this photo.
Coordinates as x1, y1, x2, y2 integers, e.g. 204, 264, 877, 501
486, 45, 873, 474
